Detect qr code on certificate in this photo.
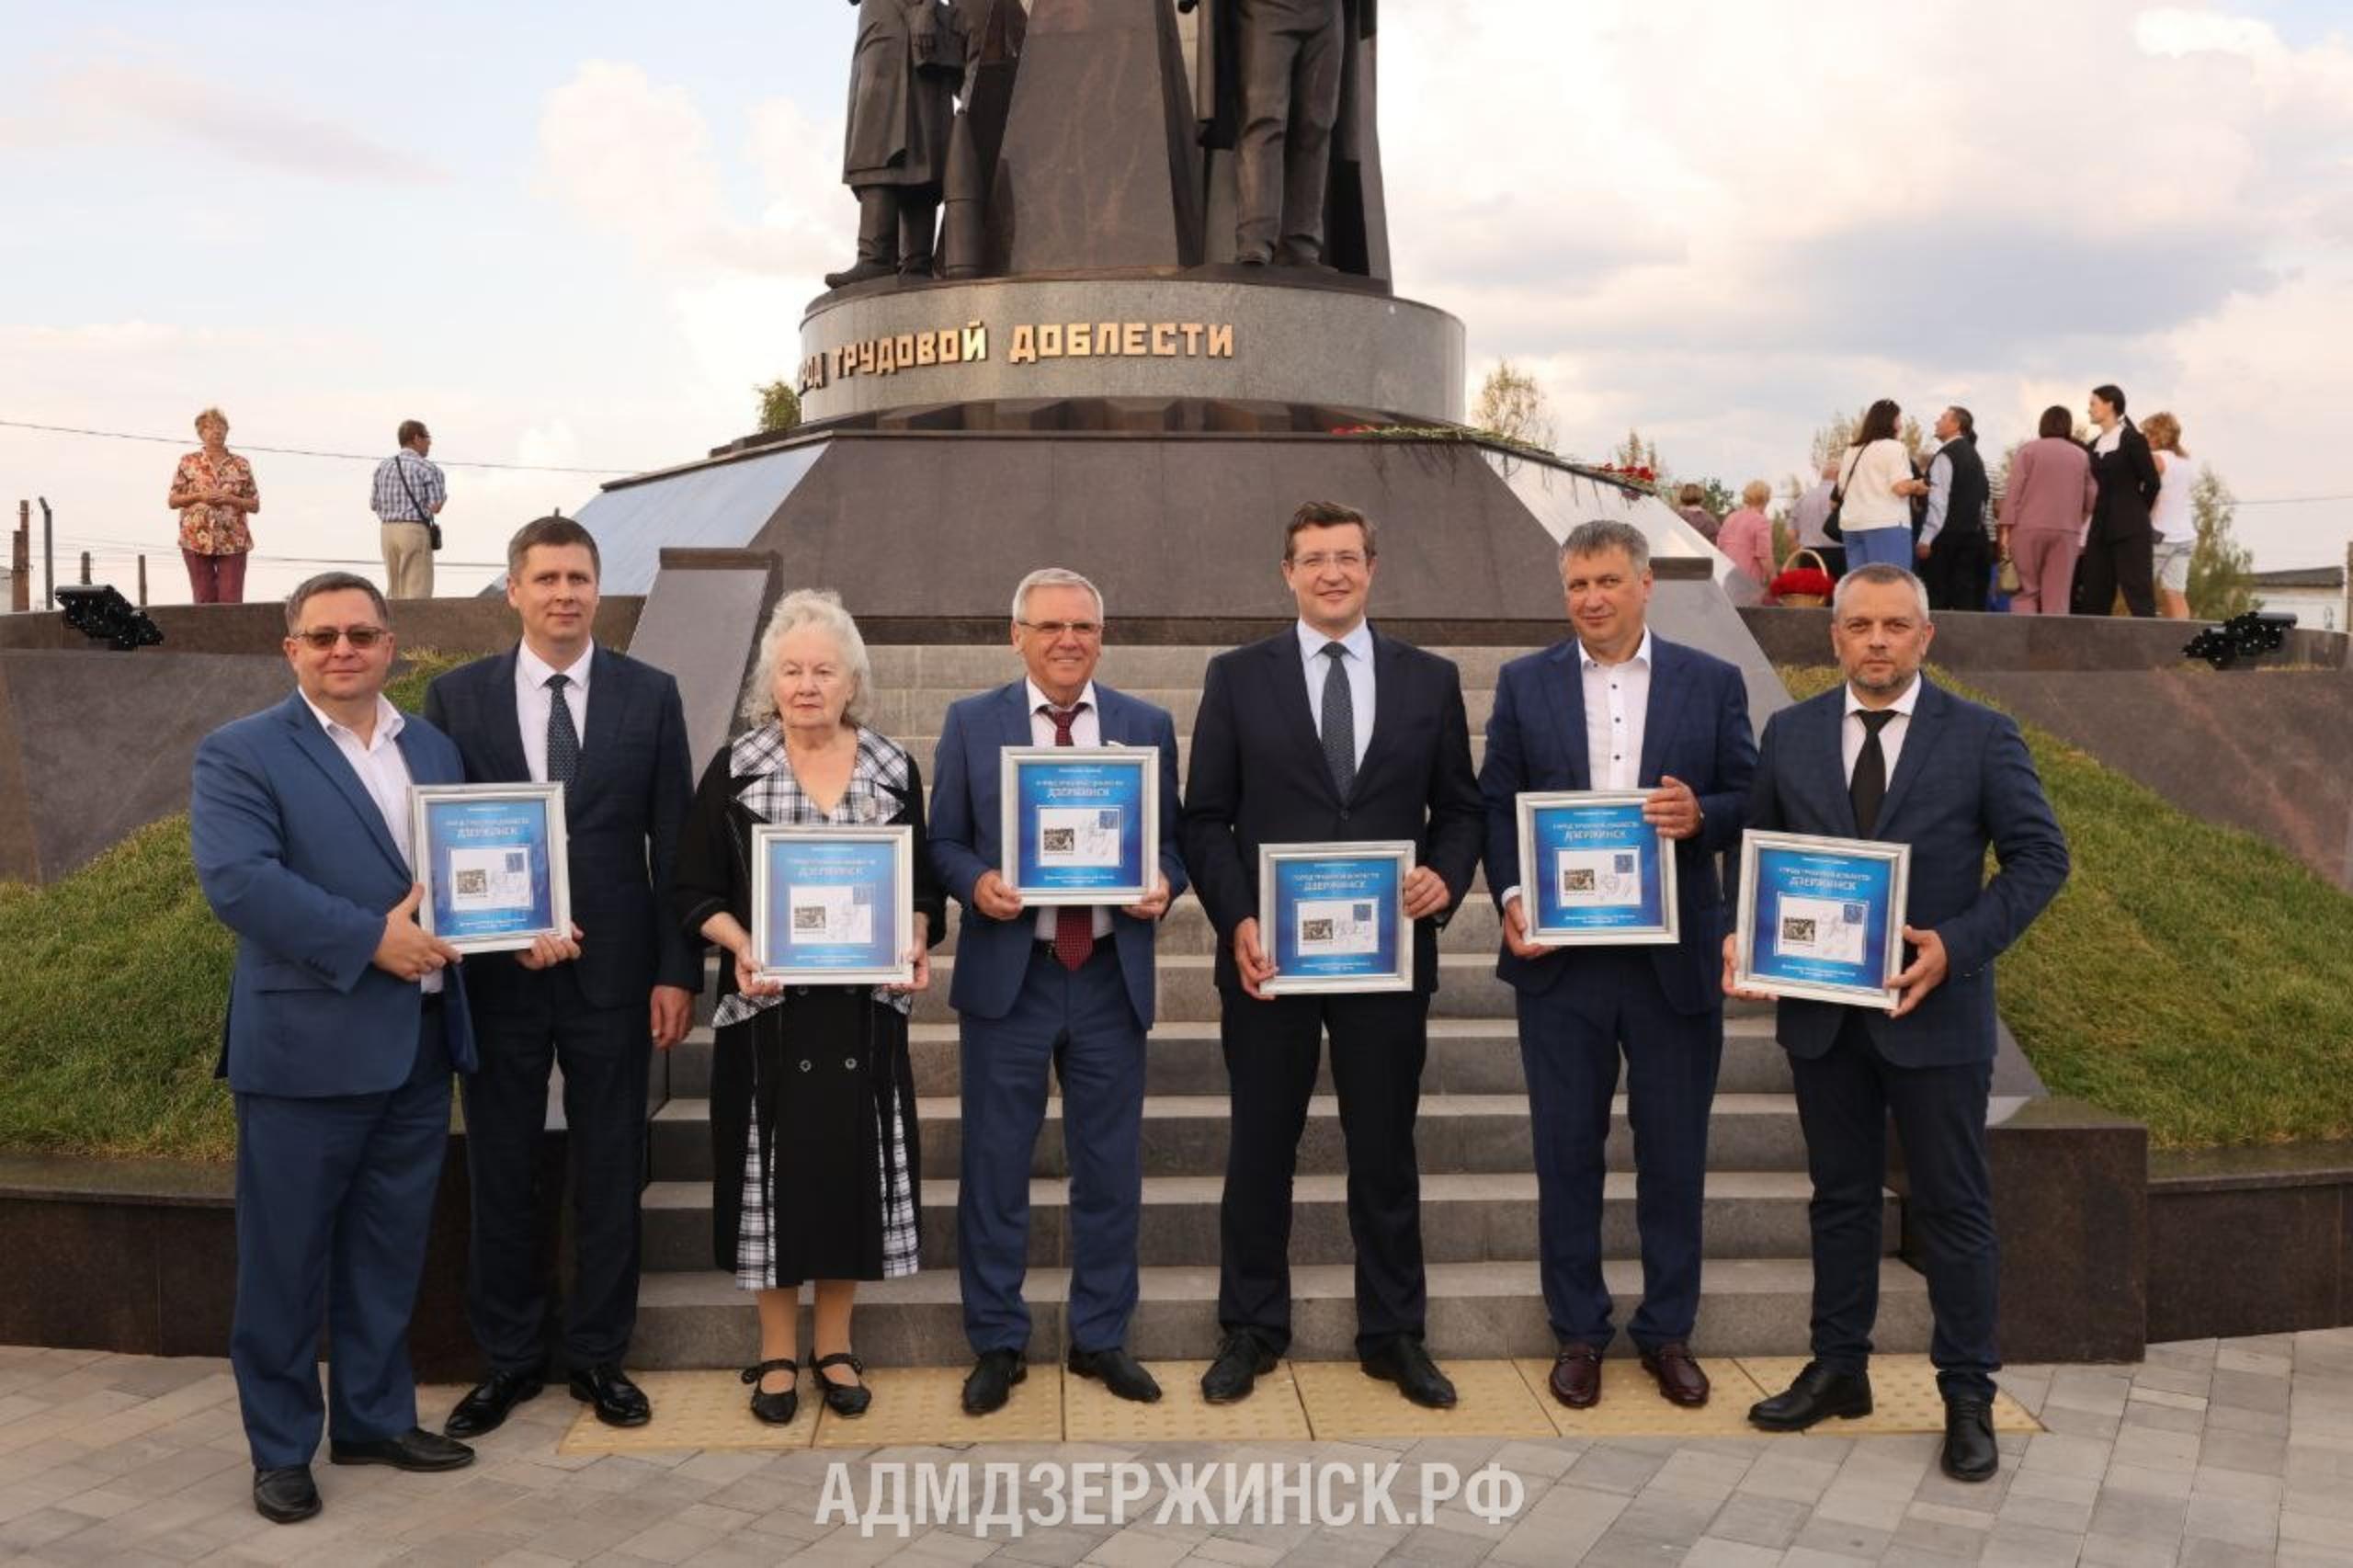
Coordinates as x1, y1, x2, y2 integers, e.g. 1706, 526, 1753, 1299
505, 851, 527, 874
1352, 903, 1372, 921
1842, 902, 1867, 925
1097, 809, 1120, 829
1614, 853, 1635, 874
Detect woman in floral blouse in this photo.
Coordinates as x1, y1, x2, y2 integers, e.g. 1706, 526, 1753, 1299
166, 407, 260, 603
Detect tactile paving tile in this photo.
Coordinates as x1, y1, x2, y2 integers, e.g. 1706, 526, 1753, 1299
1063, 1360, 1312, 1442
1292, 1358, 1556, 1440
1510, 1357, 1774, 1439
556, 1369, 815, 1455
813, 1363, 1064, 1447
1735, 1357, 2041, 1435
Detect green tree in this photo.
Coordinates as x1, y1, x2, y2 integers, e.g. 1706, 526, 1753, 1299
2187, 467, 2256, 620
1813, 407, 1927, 470
756, 380, 802, 435
1472, 359, 1556, 450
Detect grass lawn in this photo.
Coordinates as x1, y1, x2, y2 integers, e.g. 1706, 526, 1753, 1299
1781, 666, 2353, 1148
0, 648, 478, 1161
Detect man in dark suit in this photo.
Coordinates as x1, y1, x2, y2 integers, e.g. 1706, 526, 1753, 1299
422, 517, 698, 1435
1726, 562, 2068, 1483
1181, 501, 1483, 1408
191, 573, 482, 1523
928, 567, 1188, 1415
1480, 519, 1756, 1410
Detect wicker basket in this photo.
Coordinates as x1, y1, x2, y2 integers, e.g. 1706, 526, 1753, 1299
1772, 549, 1833, 608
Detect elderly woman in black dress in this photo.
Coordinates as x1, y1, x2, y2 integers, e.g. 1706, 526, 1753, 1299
672, 588, 944, 1424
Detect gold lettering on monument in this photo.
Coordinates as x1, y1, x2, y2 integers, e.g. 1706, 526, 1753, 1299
801, 319, 1237, 393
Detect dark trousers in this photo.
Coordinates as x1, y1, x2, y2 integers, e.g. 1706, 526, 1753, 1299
2075, 528, 2156, 617
1515, 949, 1722, 1351
1234, 0, 1344, 263
1218, 986, 1429, 1357
232, 1007, 450, 1467
958, 942, 1145, 1355
461, 967, 649, 1374
853, 186, 940, 270
1790, 1014, 1998, 1400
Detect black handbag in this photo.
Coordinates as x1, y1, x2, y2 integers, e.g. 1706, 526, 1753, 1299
394, 457, 443, 551
1824, 446, 1861, 542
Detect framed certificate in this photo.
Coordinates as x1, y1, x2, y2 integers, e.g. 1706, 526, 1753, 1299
1733, 831, 1912, 1007
411, 783, 571, 954
1257, 841, 1415, 995
999, 746, 1158, 906
751, 825, 915, 986
1514, 790, 1678, 946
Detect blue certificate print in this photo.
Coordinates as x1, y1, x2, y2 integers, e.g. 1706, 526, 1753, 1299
1519, 792, 1677, 944
1739, 834, 1907, 1005
756, 834, 905, 980
1001, 749, 1155, 904
1260, 843, 1413, 994
414, 786, 567, 952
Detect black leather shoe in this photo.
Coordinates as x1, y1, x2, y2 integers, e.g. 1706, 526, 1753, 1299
253, 1464, 320, 1524
1200, 1332, 1277, 1404
742, 1358, 799, 1425
444, 1369, 544, 1438
1747, 1360, 1875, 1432
1360, 1335, 1458, 1410
1941, 1397, 1999, 1482
328, 1427, 475, 1471
1068, 1346, 1163, 1403
962, 1348, 1027, 1415
812, 1352, 871, 1417
568, 1363, 652, 1428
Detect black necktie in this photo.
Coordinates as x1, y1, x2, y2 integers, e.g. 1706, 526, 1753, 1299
1318, 642, 1356, 799
1850, 710, 1896, 835
1043, 704, 1092, 971
546, 673, 580, 788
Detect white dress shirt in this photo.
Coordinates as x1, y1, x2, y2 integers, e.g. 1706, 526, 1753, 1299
1295, 618, 1374, 771
1026, 677, 1113, 940
1583, 629, 1653, 792
516, 641, 593, 784
301, 692, 439, 993
1842, 676, 1922, 788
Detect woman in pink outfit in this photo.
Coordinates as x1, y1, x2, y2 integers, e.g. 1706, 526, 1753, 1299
1997, 406, 2097, 614
1715, 480, 1778, 588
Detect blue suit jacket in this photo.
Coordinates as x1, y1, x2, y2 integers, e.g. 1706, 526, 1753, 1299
191, 691, 479, 1096
1738, 678, 2069, 1067
1480, 634, 1757, 1016
927, 680, 1188, 1028
422, 645, 700, 1013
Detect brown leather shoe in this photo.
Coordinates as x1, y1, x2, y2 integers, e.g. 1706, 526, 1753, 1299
1548, 1343, 1602, 1408
1640, 1342, 1711, 1407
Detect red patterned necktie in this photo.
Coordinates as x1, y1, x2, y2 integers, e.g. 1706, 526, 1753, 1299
1046, 704, 1094, 971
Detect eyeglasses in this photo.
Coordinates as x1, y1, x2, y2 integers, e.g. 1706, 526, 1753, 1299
293, 626, 388, 650
1017, 619, 1102, 639
1290, 551, 1369, 573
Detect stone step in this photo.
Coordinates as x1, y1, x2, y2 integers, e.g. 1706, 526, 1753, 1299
860, 684, 1505, 740
639, 1169, 1893, 1275
629, 1256, 1931, 1366
865, 645, 1538, 693
647, 1091, 1810, 1183
657, 1015, 1795, 1099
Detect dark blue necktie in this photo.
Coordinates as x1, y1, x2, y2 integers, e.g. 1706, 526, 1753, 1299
1319, 642, 1356, 798
546, 673, 580, 788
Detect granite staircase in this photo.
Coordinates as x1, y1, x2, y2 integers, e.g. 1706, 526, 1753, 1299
627, 642, 1929, 1366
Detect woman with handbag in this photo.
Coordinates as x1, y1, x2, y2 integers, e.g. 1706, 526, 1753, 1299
1997, 407, 2097, 614
1831, 400, 1927, 572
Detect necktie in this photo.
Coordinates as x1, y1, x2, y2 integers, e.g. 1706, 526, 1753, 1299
1044, 704, 1093, 971
1318, 642, 1356, 799
1850, 710, 1896, 836
546, 673, 580, 788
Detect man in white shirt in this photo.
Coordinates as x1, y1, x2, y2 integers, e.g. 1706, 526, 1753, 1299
191, 574, 481, 1524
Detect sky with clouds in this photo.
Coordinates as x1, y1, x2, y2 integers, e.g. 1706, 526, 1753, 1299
3, 0, 2348, 606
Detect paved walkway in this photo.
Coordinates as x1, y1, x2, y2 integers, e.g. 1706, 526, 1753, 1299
2, 1331, 2350, 1566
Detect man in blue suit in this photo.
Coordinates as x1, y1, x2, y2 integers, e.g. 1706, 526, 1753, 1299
1726, 563, 2067, 1483
423, 517, 699, 1436
1481, 519, 1756, 1411
191, 573, 482, 1524
928, 567, 1188, 1415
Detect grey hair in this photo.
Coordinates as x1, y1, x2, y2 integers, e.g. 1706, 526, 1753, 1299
1558, 518, 1652, 574
739, 588, 874, 729
1010, 566, 1106, 625
284, 572, 390, 633
1831, 563, 1934, 622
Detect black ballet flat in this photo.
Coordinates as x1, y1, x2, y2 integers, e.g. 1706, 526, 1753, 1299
811, 1352, 871, 1417
741, 1358, 799, 1425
